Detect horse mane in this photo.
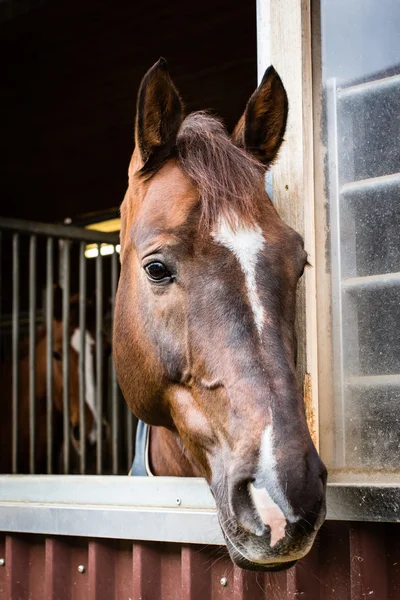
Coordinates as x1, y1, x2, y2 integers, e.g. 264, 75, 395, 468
175, 112, 265, 229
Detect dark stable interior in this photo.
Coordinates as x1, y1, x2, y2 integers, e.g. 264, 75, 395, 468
0, 0, 257, 223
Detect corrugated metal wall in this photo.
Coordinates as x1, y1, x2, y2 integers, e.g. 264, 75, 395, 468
1, 522, 399, 600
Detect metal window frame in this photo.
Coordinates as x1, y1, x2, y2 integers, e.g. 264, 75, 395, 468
0, 476, 399, 544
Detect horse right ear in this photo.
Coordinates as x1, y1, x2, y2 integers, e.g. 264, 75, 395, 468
135, 58, 184, 177
232, 66, 288, 169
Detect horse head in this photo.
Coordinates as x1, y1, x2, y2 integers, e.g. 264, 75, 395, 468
51, 287, 109, 458
114, 59, 327, 571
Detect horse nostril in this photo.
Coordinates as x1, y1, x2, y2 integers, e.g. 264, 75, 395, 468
229, 476, 264, 537
72, 424, 80, 442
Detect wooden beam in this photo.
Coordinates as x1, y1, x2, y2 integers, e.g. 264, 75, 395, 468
258, 0, 320, 448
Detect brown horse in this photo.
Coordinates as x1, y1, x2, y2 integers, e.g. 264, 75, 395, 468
0, 290, 97, 474
114, 59, 327, 571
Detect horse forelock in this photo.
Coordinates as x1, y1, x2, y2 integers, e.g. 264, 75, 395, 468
176, 112, 265, 230
132, 112, 266, 234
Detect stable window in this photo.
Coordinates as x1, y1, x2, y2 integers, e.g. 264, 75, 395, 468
261, 0, 400, 498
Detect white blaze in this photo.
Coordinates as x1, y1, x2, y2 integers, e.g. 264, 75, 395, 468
71, 328, 97, 444
212, 216, 298, 547
250, 425, 299, 547
211, 216, 265, 334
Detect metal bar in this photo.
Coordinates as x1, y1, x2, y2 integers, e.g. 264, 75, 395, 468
79, 242, 87, 475
327, 78, 346, 466
29, 235, 37, 474
343, 271, 400, 293
62, 242, 71, 474
341, 172, 400, 197
111, 248, 118, 474
0, 216, 119, 244
96, 246, 103, 474
46, 238, 54, 474
338, 73, 400, 100
12, 234, 20, 474
346, 374, 400, 389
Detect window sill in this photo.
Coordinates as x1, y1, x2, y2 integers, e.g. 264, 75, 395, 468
0, 476, 399, 543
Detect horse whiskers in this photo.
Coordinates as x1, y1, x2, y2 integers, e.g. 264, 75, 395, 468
299, 508, 314, 529
204, 551, 227, 573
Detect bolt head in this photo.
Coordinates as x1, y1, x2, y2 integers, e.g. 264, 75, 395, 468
220, 577, 228, 586
78, 565, 85, 573
0, 558, 5, 567
176, 497, 181, 505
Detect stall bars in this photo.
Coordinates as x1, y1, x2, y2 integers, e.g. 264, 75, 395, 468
0, 217, 132, 476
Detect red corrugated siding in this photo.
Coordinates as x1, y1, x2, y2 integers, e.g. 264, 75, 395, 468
1, 523, 399, 599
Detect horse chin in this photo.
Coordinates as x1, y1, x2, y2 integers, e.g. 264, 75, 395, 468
222, 528, 298, 573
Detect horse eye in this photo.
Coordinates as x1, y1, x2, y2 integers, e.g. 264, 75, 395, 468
53, 351, 62, 361
144, 261, 172, 283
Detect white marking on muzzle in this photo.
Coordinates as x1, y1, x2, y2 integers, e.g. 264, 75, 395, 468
71, 328, 97, 444
211, 215, 265, 334
249, 485, 286, 546
250, 425, 299, 546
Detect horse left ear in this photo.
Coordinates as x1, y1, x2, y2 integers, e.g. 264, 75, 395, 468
135, 57, 184, 176
232, 66, 288, 169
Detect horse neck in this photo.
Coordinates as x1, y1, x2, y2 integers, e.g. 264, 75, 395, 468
148, 426, 202, 477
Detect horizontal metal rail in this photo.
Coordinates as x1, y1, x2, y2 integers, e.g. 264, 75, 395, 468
0, 477, 399, 544
0, 216, 120, 244
346, 374, 400, 389
0, 476, 216, 509
343, 271, 400, 292
0, 477, 222, 545
338, 73, 400, 100
341, 171, 400, 197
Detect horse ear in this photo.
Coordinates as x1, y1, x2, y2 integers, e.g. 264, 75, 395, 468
135, 58, 184, 176
232, 66, 288, 169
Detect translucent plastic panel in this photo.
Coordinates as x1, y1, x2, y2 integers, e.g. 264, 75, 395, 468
318, 0, 400, 472
342, 287, 400, 377
344, 386, 400, 470
341, 179, 400, 278
337, 81, 400, 185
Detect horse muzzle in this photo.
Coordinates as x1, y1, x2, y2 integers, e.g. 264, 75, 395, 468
211, 464, 326, 572
219, 513, 321, 572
